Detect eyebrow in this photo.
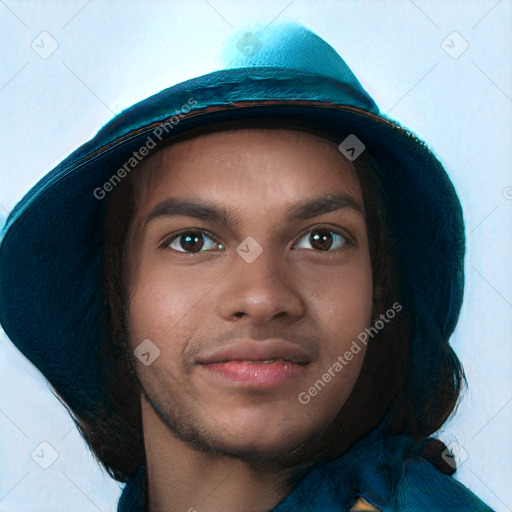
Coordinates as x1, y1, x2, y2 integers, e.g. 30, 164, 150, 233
144, 193, 364, 229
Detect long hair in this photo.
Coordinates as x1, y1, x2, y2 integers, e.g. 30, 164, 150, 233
69, 118, 465, 482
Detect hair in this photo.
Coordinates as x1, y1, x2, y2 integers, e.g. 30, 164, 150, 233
69, 117, 466, 483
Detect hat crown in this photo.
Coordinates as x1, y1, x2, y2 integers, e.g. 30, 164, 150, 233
223, 22, 366, 88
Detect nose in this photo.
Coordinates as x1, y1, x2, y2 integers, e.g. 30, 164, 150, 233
216, 245, 305, 325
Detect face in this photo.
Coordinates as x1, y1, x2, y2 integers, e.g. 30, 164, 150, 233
126, 128, 373, 464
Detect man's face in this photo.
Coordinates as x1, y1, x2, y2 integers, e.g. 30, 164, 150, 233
126, 128, 373, 463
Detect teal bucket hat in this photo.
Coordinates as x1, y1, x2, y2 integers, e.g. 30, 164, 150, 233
0, 23, 464, 420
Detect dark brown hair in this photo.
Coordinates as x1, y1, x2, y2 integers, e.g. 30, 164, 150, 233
72, 118, 465, 482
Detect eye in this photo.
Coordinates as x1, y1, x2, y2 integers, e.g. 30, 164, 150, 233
293, 226, 350, 252
163, 230, 225, 253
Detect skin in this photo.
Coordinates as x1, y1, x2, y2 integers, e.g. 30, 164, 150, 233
125, 128, 373, 512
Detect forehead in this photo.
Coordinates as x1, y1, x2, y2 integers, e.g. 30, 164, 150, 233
133, 128, 362, 215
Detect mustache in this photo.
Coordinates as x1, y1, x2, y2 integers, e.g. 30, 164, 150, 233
184, 326, 321, 365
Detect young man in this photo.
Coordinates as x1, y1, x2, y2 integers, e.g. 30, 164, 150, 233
0, 23, 494, 512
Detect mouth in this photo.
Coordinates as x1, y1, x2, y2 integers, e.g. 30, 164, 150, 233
198, 360, 309, 387
195, 340, 312, 388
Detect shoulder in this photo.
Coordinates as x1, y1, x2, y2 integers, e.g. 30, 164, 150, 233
393, 456, 495, 512
324, 433, 495, 512
271, 433, 495, 512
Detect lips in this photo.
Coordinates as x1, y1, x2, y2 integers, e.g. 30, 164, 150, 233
195, 339, 312, 366
195, 339, 312, 388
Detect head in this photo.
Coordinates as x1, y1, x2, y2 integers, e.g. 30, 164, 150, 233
77, 118, 463, 482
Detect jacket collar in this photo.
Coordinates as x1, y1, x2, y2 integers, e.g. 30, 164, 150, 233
116, 431, 492, 512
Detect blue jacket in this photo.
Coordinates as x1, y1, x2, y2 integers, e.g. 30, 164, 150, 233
117, 430, 494, 511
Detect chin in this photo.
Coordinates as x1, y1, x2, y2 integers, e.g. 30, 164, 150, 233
211, 427, 329, 468
205, 414, 326, 462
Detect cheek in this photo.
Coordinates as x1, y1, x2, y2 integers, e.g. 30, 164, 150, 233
335, 270, 372, 335
295, 263, 372, 416
305, 258, 373, 338
127, 261, 208, 349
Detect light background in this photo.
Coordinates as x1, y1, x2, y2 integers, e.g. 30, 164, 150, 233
0, 1, 511, 511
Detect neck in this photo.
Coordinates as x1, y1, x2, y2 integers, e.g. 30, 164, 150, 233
141, 395, 303, 512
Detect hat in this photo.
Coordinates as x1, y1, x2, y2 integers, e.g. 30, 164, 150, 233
0, 22, 464, 418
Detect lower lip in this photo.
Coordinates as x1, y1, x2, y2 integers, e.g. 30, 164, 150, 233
198, 360, 308, 387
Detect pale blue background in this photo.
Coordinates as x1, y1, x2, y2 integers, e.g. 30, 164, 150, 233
1, 1, 511, 511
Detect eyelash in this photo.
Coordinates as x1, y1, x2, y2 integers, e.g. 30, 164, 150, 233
160, 225, 354, 254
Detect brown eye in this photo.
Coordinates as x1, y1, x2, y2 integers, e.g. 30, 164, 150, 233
164, 230, 224, 253
293, 227, 348, 251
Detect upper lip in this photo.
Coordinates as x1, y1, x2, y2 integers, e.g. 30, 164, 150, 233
195, 339, 312, 365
